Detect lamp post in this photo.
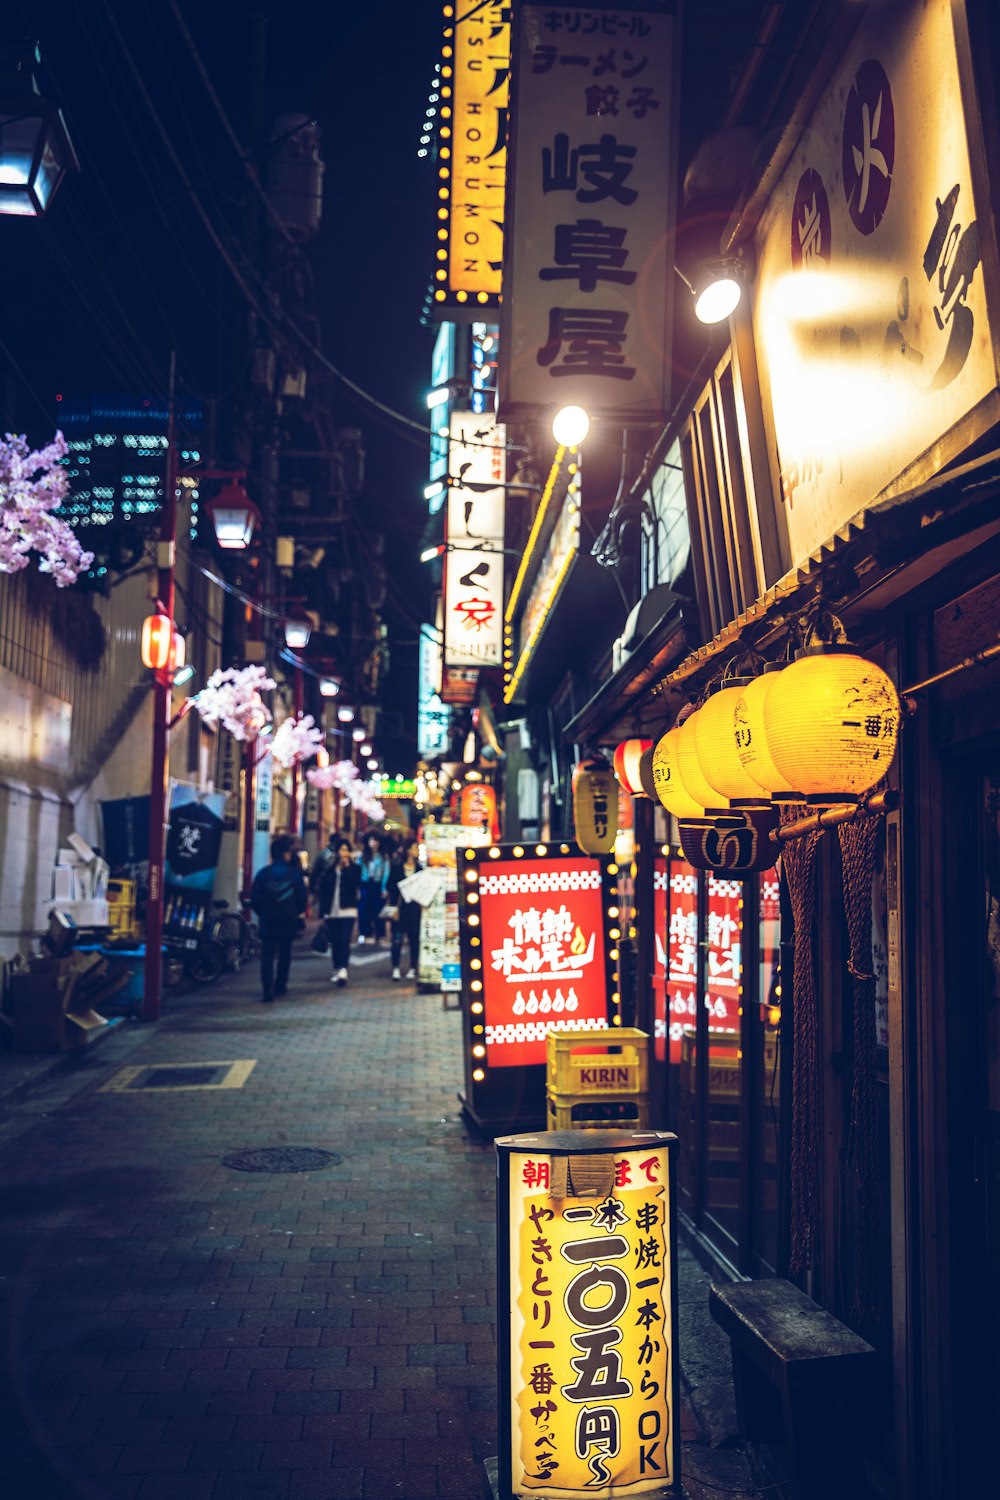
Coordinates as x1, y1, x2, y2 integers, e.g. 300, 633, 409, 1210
0, 43, 79, 217
142, 353, 178, 1025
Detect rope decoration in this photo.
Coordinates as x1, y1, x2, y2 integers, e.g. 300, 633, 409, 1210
780, 803, 824, 1276
838, 802, 885, 1338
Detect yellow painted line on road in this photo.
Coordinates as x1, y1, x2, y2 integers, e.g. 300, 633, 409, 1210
99, 1060, 257, 1093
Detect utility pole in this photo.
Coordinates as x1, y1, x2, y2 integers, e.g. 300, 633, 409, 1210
142, 351, 177, 1024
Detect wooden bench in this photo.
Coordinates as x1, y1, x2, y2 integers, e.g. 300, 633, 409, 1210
709, 1279, 877, 1500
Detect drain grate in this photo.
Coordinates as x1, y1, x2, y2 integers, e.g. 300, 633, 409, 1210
142, 1066, 227, 1089
221, 1147, 342, 1174
100, 1060, 256, 1093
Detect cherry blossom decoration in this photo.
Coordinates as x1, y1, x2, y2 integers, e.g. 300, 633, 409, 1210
270, 713, 324, 769
192, 665, 275, 741
0, 431, 94, 586
306, 759, 384, 822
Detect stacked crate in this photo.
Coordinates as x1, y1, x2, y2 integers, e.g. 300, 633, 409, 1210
546, 1027, 651, 1130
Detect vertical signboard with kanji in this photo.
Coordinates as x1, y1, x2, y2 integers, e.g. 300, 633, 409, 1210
458, 843, 619, 1131
497, 1130, 681, 1498
499, 0, 680, 425
432, 0, 509, 318
666, 855, 698, 1065
652, 855, 668, 1063
444, 411, 506, 668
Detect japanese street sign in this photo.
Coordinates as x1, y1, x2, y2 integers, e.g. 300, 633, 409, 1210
750, 0, 997, 567
432, 0, 510, 316
497, 1130, 681, 1498
499, 0, 680, 425
444, 411, 506, 668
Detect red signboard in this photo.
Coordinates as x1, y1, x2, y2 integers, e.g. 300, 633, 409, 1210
706, 873, 742, 1037
654, 855, 668, 1062
478, 856, 610, 1068
666, 856, 698, 1064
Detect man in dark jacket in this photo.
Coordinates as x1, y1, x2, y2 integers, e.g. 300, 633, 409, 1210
251, 833, 308, 1003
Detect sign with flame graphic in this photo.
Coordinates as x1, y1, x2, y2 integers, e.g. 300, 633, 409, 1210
476, 856, 611, 1069
457, 844, 619, 1129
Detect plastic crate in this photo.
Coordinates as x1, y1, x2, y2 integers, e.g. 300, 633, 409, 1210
546, 1026, 650, 1098
546, 1090, 651, 1131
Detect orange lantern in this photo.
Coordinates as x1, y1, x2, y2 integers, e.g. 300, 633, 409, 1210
692, 682, 767, 804
612, 737, 653, 796
650, 728, 704, 819
733, 667, 797, 800
140, 612, 172, 670
460, 782, 498, 833
572, 755, 619, 854
761, 649, 900, 804
676, 710, 730, 812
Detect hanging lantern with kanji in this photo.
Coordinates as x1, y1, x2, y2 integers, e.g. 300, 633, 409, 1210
692, 681, 768, 805
650, 728, 704, 820
572, 755, 619, 855
759, 649, 900, 804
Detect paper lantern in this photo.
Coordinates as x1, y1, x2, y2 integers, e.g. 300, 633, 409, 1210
637, 745, 658, 801
692, 682, 766, 804
572, 756, 619, 854
650, 729, 704, 819
140, 612, 172, 670
676, 711, 730, 812
762, 650, 900, 803
612, 738, 653, 796
460, 782, 498, 834
733, 667, 796, 799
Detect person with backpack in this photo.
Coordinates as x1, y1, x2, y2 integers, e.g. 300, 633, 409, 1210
250, 833, 308, 1004
312, 836, 362, 987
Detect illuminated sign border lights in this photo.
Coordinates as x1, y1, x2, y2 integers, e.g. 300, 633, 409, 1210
457, 841, 622, 1122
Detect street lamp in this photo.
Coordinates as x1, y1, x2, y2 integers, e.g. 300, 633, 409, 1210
283, 611, 311, 649
0, 44, 79, 217
552, 405, 590, 447
204, 477, 260, 550
337, 704, 355, 723
352, 727, 366, 742
319, 676, 340, 698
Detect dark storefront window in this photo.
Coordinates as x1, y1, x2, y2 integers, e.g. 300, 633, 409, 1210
665, 850, 785, 1276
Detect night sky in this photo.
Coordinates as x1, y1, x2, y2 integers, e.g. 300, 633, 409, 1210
2, 0, 442, 769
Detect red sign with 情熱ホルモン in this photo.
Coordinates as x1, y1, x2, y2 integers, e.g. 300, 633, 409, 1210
477, 857, 609, 1068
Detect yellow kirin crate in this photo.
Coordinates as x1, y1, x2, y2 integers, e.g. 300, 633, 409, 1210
546, 1026, 650, 1098
546, 1090, 651, 1131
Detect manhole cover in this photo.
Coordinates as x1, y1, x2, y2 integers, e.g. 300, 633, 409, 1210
221, 1147, 342, 1173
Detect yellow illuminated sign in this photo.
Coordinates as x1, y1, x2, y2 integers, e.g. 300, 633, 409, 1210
500, 1135, 678, 1497
437, 0, 509, 311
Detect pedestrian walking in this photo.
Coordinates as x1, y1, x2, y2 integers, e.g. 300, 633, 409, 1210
250, 833, 307, 1003
313, 836, 362, 987
386, 836, 422, 981
357, 832, 389, 946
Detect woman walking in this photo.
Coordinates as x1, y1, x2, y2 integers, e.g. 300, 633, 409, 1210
358, 832, 389, 947
386, 836, 422, 982
312, 836, 362, 987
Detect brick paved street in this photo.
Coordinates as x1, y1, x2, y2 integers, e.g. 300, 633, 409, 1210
0, 938, 760, 1500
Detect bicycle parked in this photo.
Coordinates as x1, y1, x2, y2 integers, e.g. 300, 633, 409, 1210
164, 900, 260, 986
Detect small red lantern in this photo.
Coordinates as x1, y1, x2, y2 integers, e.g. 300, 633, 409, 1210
141, 612, 172, 670
612, 738, 653, 796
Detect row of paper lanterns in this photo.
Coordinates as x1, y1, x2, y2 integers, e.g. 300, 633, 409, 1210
574, 651, 900, 852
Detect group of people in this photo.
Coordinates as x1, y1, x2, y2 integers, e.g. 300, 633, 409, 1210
250, 830, 422, 1003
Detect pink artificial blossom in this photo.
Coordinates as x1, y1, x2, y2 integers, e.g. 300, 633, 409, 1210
305, 759, 358, 791
193, 665, 275, 741
0, 431, 94, 586
270, 713, 324, 769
